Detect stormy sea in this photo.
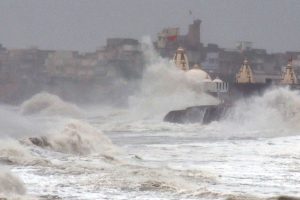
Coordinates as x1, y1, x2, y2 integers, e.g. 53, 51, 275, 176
1, 42, 300, 200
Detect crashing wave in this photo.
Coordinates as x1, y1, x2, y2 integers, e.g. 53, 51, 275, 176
128, 38, 218, 119
27, 120, 118, 156
0, 139, 48, 166
223, 87, 300, 137
20, 92, 82, 117
0, 168, 26, 196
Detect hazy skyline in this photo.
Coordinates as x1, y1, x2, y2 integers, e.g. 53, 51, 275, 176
0, 0, 300, 53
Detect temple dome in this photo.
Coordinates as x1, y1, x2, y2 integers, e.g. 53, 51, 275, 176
186, 64, 212, 83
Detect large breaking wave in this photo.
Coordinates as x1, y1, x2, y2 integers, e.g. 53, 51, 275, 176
27, 119, 118, 156
220, 87, 300, 138
128, 38, 218, 119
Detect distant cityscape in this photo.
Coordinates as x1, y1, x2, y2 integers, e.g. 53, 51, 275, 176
0, 19, 299, 104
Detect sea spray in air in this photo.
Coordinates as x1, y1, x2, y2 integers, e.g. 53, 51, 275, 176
0, 168, 26, 195
129, 38, 218, 119
0, 105, 42, 138
0, 168, 39, 200
220, 87, 300, 138
20, 92, 82, 117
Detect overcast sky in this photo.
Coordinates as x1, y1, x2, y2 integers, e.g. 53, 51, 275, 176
0, 0, 299, 53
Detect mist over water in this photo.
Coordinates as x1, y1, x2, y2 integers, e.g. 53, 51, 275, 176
219, 87, 300, 138
0, 40, 300, 199
0, 105, 41, 138
20, 92, 83, 117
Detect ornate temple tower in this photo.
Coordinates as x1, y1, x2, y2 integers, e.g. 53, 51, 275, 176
236, 59, 255, 83
173, 47, 189, 71
281, 58, 298, 85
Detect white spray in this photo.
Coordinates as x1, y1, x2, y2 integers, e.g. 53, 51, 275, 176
221, 87, 300, 138
29, 119, 119, 156
0, 168, 26, 196
129, 37, 218, 119
20, 92, 82, 117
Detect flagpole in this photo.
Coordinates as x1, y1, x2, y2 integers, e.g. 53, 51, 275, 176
189, 9, 195, 21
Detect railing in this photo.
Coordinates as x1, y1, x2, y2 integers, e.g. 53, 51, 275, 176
204, 82, 229, 93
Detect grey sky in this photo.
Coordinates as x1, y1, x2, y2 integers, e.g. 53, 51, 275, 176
0, 0, 299, 53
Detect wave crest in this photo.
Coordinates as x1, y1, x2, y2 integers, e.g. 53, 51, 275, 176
20, 92, 82, 117
0, 139, 47, 166
28, 120, 117, 156
220, 87, 300, 138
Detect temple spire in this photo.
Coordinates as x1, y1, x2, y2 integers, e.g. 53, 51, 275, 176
236, 58, 255, 83
173, 47, 189, 71
281, 57, 298, 85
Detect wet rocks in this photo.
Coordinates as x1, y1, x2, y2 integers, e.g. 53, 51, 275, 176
163, 105, 228, 124
29, 136, 50, 148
